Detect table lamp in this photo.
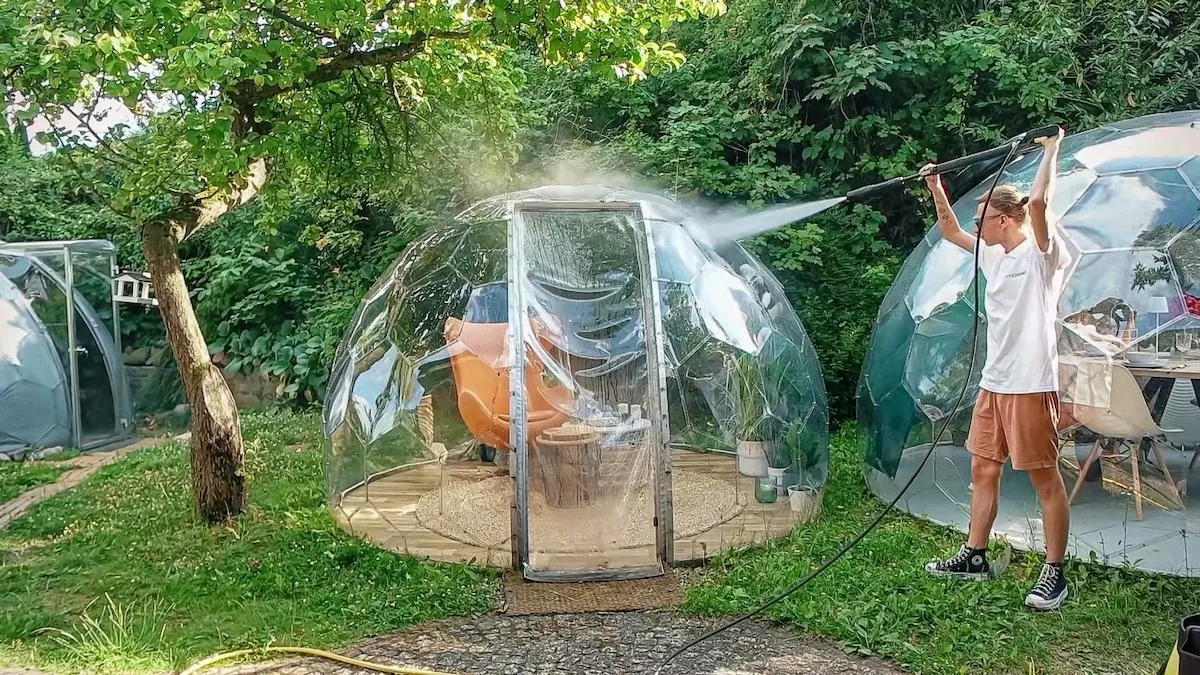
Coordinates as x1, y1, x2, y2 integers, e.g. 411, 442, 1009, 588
1149, 295, 1170, 355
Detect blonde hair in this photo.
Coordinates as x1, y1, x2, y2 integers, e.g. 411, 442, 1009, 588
977, 184, 1030, 221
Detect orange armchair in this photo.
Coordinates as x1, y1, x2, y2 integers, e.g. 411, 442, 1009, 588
444, 317, 572, 451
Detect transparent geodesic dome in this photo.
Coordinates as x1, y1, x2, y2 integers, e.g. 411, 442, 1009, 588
859, 110, 1200, 575
0, 240, 132, 455
323, 185, 828, 579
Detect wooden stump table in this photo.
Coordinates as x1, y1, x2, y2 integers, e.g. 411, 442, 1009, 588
533, 425, 603, 508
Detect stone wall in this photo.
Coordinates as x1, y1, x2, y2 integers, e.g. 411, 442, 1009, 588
123, 347, 279, 411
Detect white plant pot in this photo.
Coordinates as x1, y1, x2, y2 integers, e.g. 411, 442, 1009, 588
767, 466, 787, 488
736, 440, 768, 477
787, 485, 822, 522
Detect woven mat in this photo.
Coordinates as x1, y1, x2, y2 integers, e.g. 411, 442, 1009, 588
501, 570, 684, 615
414, 470, 744, 552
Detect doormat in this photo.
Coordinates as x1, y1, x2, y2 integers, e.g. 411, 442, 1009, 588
501, 570, 684, 615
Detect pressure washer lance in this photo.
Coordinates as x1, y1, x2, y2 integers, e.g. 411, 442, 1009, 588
654, 124, 1062, 674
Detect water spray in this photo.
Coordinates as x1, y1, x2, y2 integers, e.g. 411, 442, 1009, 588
692, 125, 1062, 256
655, 124, 1062, 673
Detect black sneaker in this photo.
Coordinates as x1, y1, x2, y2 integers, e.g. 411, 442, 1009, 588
925, 544, 990, 580
1025, 563, 1068, 611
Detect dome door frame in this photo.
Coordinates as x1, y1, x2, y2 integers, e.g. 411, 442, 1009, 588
508, 200, 673, 581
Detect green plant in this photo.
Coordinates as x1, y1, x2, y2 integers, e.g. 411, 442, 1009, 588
0, 463, 68, 503
36, 595, 174, 674
730, 352, 765, 443
783, 422, 822, 484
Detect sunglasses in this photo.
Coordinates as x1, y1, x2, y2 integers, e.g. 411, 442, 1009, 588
973, 213, 1004, 229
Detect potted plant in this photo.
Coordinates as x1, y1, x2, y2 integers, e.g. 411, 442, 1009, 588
730, 353, 768, 477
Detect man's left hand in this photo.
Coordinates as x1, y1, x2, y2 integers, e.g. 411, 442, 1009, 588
1035, 126, 1065, 146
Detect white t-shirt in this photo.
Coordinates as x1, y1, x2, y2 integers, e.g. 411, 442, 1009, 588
977, 232, 1073, 394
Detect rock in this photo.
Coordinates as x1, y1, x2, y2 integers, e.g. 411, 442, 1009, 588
172, 403, 191, 416
123, 346, 152, 365
146, 346, 168, 366
221, 366, 279, 409
0, 452, 11, 462
27, 446, 64, 460
175, 431, 192, 441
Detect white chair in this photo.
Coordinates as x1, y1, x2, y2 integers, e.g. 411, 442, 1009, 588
1161, 381, 1200, 494
1067, 363, 1183, 520
1161, 381, 1200, 448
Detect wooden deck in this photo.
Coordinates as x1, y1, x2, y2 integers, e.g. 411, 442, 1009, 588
334, 449, 813, 569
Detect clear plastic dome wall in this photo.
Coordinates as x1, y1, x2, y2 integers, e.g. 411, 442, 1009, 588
323, 185, 829, 580
859, 111, 1200, 575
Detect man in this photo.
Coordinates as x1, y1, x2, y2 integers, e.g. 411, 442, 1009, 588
922, 128, 1073, 611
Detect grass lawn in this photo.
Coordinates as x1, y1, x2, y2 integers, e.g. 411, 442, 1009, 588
0, 409, 497, 674
0, 463, 69, 504
684, 427, 1200, 675
2, 412, 1196, 675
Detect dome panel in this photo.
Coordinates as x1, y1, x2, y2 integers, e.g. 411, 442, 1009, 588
903, 301, 986, 421
863, 304, 915, 404
1060, 170, 1200, 250
1107, 111, 1200, 130
387, 272, 477, 360
1183, 158, 1200, 196
1061, 249, 1186, 350
1075, 126, 1200, 174
397, 221, 476, 286
904, 239, 977, 321
651, 220, 707, 284
1165, 228, 1200, 313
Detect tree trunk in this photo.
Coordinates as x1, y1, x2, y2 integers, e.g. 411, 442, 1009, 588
143, 220, 246, 523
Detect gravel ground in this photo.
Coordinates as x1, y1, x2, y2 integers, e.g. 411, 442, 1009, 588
209, 611, 907, 675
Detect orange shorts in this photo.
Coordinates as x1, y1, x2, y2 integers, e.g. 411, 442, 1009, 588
966, 390, 1062, 471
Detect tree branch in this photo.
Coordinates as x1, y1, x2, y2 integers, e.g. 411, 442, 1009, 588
189, 156, 268, 236
228, 30, 471, 106
248, 1, 340, 42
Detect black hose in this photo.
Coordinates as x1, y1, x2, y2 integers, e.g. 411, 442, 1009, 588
654, 139, 1026, 674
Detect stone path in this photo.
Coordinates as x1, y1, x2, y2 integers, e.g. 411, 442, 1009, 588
0, 437, 164, 530
206, 612, 906, 675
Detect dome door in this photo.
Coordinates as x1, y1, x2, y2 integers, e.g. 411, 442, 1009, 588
509, 201, 672, 581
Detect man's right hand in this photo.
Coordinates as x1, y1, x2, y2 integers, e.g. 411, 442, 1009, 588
921, 163, 941, 191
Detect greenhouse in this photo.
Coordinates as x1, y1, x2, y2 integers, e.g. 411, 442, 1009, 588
0, 239, 133, 455
859, 111, 1200, 575
322, 185, 829, 580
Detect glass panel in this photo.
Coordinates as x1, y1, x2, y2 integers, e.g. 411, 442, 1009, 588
1061, 249, 1186, 352
0, 270, 71, 452
70, 249, 119, 348
1074, 125, 1200, 174
863, 303, 915, 405
322, 220, 510, 564
74, 306, 117, 447
1060, 170, 1200, 250
904, 239, 978, 320
1167, 228, 1200, 304
516, 206, 661, 577
903, 300, 987, 421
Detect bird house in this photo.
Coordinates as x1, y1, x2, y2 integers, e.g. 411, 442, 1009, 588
113, 271, 157, 306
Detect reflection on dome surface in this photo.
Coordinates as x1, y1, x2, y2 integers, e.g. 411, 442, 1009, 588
859, 111, 1200, 575
323, 185, 828, 580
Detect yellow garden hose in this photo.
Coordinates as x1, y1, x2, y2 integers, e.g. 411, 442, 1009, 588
179, 646, 461, 675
